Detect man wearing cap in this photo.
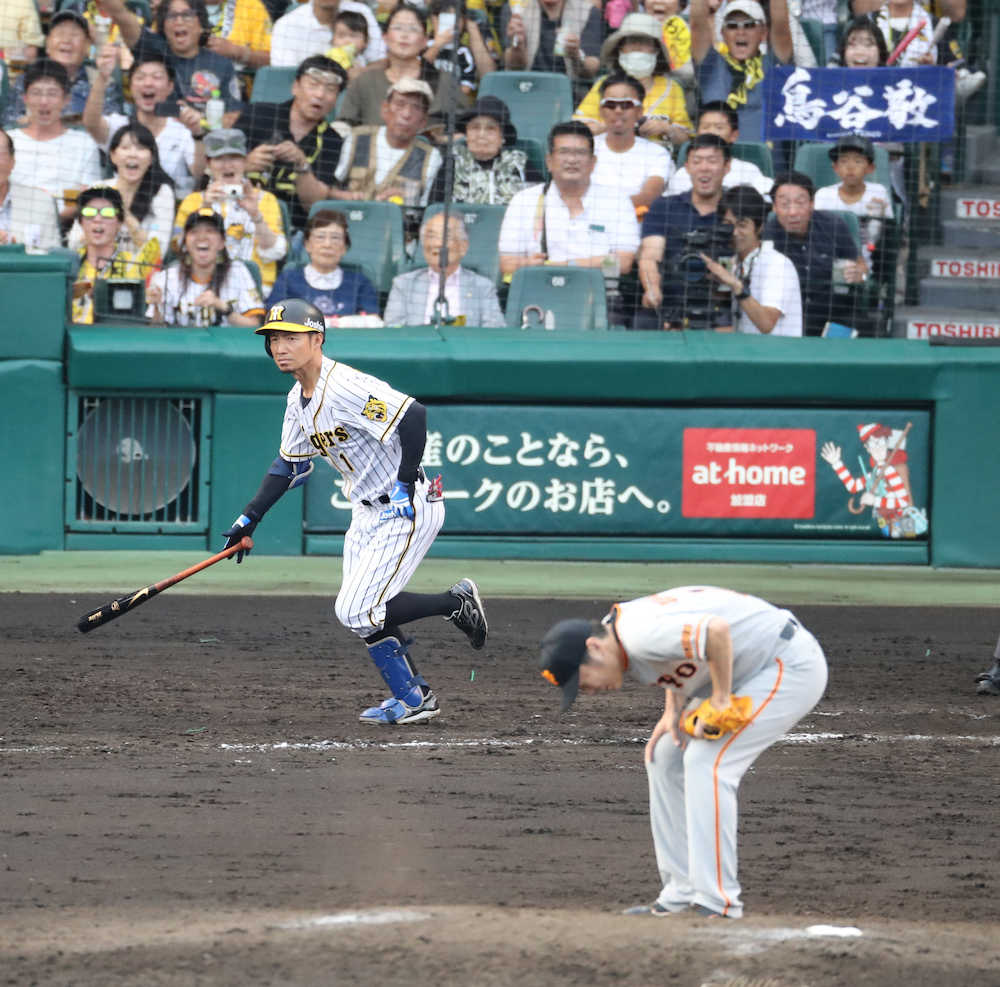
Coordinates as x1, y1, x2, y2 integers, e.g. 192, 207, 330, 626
236, 55, 356, 231
173, 128, 287, 293
344, 79, 442, 209
765, 171, 869, 337
3, 10, 125, 129
690, 0, 792, 145
383, 211, 505, 327
539, 586, 827, 919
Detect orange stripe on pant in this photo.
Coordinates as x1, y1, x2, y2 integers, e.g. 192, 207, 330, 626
711, 657, 785, 916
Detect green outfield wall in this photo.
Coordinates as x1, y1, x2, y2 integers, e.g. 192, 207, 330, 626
3, 251, 1000, 566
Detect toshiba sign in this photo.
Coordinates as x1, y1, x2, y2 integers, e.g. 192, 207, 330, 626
907, 319, 1000, 339
956, 198, 1000, 220
682, 428, 816, 519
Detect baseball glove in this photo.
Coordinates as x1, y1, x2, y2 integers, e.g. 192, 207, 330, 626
682, 695, 753, 740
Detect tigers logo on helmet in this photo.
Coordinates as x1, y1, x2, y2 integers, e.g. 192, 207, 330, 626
268, 303, 285, 324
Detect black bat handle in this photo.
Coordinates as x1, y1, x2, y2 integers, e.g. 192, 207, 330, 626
77, 585, 161, 633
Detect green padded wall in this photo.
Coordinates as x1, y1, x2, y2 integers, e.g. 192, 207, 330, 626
0, 249, 74, 361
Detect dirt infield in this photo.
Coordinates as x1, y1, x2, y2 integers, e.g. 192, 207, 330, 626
2, 593, 999, 986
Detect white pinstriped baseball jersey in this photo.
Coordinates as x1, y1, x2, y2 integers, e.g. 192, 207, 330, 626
609, 587, 798, 698
279, 356, 413, 503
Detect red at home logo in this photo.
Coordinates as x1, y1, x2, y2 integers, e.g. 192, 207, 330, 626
682, 428, 816, 518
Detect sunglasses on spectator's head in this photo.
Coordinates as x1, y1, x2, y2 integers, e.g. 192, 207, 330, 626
600, 97, 641, 110
80, 206, 119, 218
724, 18, 759, 29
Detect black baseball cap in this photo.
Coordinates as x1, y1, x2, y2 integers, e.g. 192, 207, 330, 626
829, 134, 875, 163
50, 9, 91, 34
539, 619, 592, 712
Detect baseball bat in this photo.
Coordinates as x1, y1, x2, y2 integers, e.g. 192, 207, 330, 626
76, 536, 253, 633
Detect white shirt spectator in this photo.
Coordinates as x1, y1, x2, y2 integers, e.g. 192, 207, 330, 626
373, 128, 442, 206
734, 241, 802, 337
102, 113, 198, 197
499, 181, 640, 264
667, 156, 773, 199
270, 0, 385, 68
592, 134, 674, 202
814, 181, 889, 245
0, 181, 62, 250
147, 260, 264, 326
10, 128, 102, 199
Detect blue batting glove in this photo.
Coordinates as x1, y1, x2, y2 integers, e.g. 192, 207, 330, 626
222, 513, 257, 563
380, 480, 415, 521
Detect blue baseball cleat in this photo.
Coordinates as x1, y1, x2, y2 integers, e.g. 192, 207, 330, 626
359, 687, 440, 725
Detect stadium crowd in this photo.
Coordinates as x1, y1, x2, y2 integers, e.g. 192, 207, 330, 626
0, 0, 983, 334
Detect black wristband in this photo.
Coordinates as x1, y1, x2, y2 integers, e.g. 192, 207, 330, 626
735, 285, 751, 301
193, 131, 205, 141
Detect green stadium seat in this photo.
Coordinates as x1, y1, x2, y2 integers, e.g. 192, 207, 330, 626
799, 18, 826, 65
505, 266, 608, 331
423, 202, 505, 284
307, 199, 405, 296
513, 136, 548, 180
251, 66, 297, 104
730, 141, 774, 178
477, 72, 574, 149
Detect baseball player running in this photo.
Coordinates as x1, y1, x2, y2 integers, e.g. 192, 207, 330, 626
223, 297, 488, 724
539, 586, 827, 918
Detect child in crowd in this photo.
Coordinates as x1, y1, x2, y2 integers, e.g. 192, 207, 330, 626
814, 134, 889, 249
423, 0, 498, 99
327, 10, 369, 80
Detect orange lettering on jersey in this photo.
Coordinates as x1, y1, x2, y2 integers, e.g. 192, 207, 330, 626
682, 623, 695, 661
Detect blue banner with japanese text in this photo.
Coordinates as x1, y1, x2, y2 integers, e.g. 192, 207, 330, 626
762, 66, 955, 142
304, 406, 930, 541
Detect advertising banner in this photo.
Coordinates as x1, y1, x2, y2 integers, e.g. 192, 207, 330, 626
305, 406, 929, 541
762, 66, 954, 142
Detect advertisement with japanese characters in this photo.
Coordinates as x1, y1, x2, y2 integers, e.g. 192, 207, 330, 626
305, 407, 929, 541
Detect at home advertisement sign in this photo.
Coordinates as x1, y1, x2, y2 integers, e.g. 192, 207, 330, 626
305, 406, 929, 541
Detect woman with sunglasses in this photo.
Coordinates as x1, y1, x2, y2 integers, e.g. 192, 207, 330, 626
72, 186, 162, 324
573, 12, 691, 148
146, 207, 264, 326
68, 123, 176, 256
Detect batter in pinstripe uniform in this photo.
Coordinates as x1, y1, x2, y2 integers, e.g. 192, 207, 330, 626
223, 298, 488, 725
539, 586, 827, 918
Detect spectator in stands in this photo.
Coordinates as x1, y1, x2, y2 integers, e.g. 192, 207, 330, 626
344, 78, 443, 210
68, 123, 177, 255
0, 128, 62, 250
328, 10, 372, 81
765, 171, 869, 337
636, 132, 734, 330
98, 0, 243, 121
814, 134, 890, 250
0, 0, 43, 66
665, 101, 773, 196
800, 0, 839, 65
642, 0, 695, 85
236, 56, 356, 231
700, 185, 802, 335
72, 186, 161, 324
851, 0, 936, 66
271, 0, 385, 70
429, 95, 539, 205
10, 60, 103, 224
423, 0, 498, 100
498, 120, 640, 278
265, 209, 379, 319
690, 0, 793, 147
174, 128, 287, 293
384, 211, 505, 326
837, 14, 889, 67
590, 74, 674, 212
574, 13, 692, 148
501, 0, 603, 96
147, 207, 264, 325
3, 10, 124, 129
338, 4, 464, 128
83, 51, 206, 197
201, 0, 273, 73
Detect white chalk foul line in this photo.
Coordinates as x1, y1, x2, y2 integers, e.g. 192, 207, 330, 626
3, 733, 1000, 757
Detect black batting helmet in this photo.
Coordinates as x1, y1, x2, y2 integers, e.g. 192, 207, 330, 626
256, 297, 326, 355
